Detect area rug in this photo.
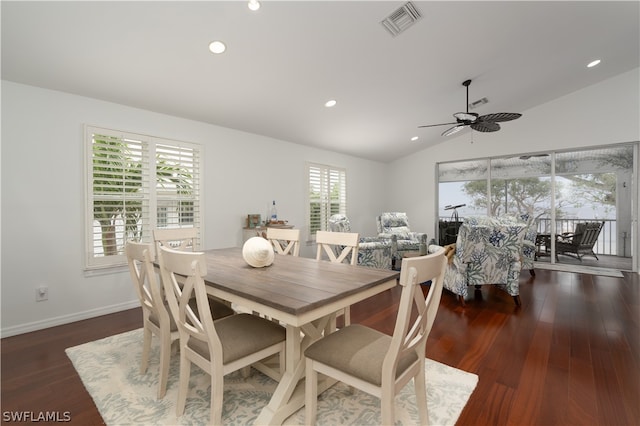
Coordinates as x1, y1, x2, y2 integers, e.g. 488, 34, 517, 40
66, 329, 478, 425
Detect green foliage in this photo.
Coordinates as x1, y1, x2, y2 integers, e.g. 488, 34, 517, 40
92, 135, 193, 257
462, 178, 566, 220
562, 173, 616, 208
462, 173, 617, 221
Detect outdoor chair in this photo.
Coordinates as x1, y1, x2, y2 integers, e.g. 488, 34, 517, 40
556, 221, 604, 261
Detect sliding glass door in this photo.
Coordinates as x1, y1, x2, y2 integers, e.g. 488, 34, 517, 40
437, 143, 637, 272
553, 146, 634, 269
437, 159, 487, 246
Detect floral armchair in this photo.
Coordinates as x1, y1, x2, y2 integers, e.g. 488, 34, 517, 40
501, 213, 537, 276
376, 212, 428, 259
329, 214, 393, 269
442, 216, 527, 306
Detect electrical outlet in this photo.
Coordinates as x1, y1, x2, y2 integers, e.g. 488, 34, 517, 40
36, 286, 48, 302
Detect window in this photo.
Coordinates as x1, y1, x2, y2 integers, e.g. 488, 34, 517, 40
85, 126, 202, 269
436, 143, 637, 270
306, 162, 347, 241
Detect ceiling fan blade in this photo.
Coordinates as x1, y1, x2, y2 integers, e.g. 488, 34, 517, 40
470, 121, 500, 132
442, 124, 466, 137
478, 112, 522, 123
418, 122, 458, 128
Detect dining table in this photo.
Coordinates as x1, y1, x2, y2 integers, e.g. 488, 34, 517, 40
198, 247, 400, 425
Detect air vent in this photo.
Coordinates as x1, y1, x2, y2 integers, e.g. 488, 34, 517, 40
469, 97, 489, 110
381, 2, 422, 37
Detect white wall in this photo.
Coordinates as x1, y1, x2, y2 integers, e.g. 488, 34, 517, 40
388, 69, 640, 252
0, 81, 389, 336
2, 68, 639, 336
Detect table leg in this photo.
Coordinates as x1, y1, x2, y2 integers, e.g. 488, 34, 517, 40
254, 315, 335, 425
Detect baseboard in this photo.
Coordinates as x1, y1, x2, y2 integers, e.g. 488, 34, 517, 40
0, 300, 140, 338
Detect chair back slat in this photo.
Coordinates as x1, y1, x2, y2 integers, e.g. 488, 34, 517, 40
315, 230, 359, 265
157, 246, 223, 356
125, 242, 166, 323
153, 228, 198, 252
384, 250, 446, 374
577, 221, 604, 247
266, 228, 301, 256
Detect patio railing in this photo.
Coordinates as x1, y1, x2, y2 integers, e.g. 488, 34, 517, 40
536, 218, 618, 256
438, 216, 620, 256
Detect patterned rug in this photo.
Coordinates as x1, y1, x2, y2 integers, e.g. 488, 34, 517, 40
66, 329, 478, 425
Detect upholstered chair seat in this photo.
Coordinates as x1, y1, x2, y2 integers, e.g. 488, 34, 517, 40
186, 313, 286, 364
304, 324, 419, 385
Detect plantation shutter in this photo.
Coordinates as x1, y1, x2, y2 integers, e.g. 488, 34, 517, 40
88, 129, 150, 268
307, 162, 347, 241
156, 141, 201, 237
86, 126, 203, 269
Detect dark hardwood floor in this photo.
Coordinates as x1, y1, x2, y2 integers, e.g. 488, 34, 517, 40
2, 268, 638, 425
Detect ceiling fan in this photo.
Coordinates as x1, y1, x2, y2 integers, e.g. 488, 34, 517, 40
419, 79, 522, 137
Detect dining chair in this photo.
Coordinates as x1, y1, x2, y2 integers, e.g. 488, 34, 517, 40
329, 214, 393, 269
153, 228, 236, 319
305, 249, 446, 426
315, 230, 359, 265
153, 227, 198, 251
125, 241, 179, 399
315, 230, 360, 326
266, 227, 301, 256
156, 246, 287, 425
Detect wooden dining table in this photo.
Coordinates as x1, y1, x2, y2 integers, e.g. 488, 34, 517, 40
199, 247, 399, 425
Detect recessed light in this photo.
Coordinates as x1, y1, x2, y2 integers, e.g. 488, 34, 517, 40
587, 59, 601, 68
248, 0, 260, 11
324, 100, 337, 108
411, 136, 419, 141
208, 41, 226, 54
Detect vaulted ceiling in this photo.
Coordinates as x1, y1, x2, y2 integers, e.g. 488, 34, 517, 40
2, 1, 638, 162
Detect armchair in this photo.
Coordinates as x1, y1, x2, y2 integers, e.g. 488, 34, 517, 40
502, 213, 538, 276
442, 216, 527, 306
329, 214, 393, 269
376, 212, 428, 259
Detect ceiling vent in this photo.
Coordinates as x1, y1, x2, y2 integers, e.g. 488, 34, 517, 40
469, 97, 489, 110
381, 2, 422, 37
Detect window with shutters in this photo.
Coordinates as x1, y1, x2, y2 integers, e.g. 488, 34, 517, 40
306, 162, 347, 241
85, 126, 202, 269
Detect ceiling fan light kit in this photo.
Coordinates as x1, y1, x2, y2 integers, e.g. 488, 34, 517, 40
419, 79, 522, 137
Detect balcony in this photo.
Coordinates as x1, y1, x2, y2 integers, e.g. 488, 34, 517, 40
439, 216, 632, 271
